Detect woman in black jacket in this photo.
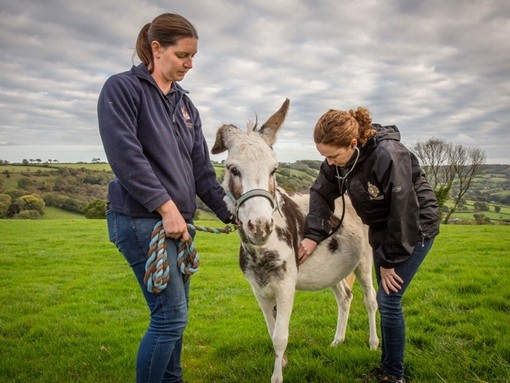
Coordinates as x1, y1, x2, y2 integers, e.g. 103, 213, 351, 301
298, 107, 439, 383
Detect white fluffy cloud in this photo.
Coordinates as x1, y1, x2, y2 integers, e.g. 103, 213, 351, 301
1, 0, 509, 163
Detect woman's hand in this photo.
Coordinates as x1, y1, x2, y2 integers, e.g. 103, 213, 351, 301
156, 200, 190, 242
380, 266, 404, 295
298, 238, 318, 265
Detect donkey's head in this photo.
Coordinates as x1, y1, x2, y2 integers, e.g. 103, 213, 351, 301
212, 99, 290, 246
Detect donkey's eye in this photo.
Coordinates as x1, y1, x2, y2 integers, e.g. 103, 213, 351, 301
271, 168, 278, 176
230, 167, 240, 177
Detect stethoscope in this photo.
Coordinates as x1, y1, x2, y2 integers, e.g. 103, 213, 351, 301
327, 146, 360, 238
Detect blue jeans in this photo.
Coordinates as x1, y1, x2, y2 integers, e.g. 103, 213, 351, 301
107, 210, 191, 383
374, 237, 435, 379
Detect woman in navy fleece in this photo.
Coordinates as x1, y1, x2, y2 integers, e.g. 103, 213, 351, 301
98, 13, 232, 383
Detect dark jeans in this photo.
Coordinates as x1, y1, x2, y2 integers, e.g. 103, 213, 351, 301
374, 237, 435, 379
107, 210, 191, 383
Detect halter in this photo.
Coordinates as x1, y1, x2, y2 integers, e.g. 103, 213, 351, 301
227, 188, 282, 222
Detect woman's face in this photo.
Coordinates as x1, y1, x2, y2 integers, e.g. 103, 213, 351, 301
152, 37, 197, 89
316, 141, 357, 167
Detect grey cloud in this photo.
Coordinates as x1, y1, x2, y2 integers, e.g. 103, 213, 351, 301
0, 0, 509, 164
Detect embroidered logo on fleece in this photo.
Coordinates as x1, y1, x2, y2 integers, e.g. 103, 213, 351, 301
180, 105, 193, 129
368, 182, 384, 200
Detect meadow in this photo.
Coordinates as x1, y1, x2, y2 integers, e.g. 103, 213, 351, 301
0, 220, 509, 383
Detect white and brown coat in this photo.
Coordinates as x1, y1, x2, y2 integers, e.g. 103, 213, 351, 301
212, 99, 378, 383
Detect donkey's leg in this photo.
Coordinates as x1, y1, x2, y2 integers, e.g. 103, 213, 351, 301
255, 292, 277, 340
270, 282, 296, 383
354, 260, 379, 350
330, 277, 354, 347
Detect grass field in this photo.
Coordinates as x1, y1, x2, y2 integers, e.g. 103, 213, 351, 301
42, 207, 85, 220
0, 220, 509, 383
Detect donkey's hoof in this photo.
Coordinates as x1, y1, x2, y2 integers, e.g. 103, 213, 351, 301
330, 338, 345, 347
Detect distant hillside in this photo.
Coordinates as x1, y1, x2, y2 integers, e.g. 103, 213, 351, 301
1, 162, 509, 223
463, 164, 510, 205
213, 159, 321, 193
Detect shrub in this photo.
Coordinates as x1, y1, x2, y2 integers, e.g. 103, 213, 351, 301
0, 193, 12, 218
61, 197, 86, 213
474, 201, 489, 211
14, 209, 42, 219
473, 213, 491, 224
19, 194, 45, 215
84, 199, 107, 219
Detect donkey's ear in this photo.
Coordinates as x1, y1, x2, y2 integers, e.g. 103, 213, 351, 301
211, 124, 241, 154
258, 98, 290, 147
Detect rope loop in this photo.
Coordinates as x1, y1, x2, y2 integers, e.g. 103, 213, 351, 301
177, 239, 200, 276
144, 221, 237, 293
144, 220, 170, 294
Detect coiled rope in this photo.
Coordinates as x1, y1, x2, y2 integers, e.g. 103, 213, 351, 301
144, 221, 237, 293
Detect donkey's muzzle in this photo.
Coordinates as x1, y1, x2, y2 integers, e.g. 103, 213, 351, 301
246, 218, 274, 245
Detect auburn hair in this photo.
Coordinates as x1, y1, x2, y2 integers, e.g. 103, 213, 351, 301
314, 107, 376, 147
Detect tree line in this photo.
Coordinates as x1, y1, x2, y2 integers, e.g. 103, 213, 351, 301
1, 139, 504, 223
0, 167, 114, 219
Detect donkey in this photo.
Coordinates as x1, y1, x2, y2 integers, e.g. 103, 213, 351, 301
212, 99, 378, 383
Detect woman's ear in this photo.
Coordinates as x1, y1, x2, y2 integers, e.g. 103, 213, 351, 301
351, 138, 358, 148
151, 41, 161, 58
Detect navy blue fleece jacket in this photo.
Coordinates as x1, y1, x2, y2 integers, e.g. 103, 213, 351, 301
97, 64, 230, 223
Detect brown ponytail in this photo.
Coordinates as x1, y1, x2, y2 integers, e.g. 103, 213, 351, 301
349, 107, 376, 144
135, 23, 152, 68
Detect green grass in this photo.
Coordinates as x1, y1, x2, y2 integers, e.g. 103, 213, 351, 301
42, 206, 85, 219
0, 221, 509, 382
50, 163, 112, 171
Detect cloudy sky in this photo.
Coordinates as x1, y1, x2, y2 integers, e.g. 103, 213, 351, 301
1, 0, 509, 164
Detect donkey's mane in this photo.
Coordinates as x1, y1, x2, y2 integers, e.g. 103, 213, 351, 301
246, 115, 259, 132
